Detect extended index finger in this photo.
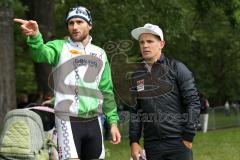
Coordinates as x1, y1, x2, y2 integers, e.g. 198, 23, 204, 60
13, 18, 28, 24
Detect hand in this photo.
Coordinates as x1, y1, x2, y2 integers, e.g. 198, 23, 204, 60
131, 142, 145, 160
182, 140, 192, 149
14, 18, 39, 37
110, 124, 121, 144
42, 100, 51, 106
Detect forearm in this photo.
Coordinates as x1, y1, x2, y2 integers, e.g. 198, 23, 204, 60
129, 109, 142, 144
27, 33, 61, 65
100, 58, 120, 125
176, 62, 201, 142
181, 78, 201, 142
103, 97, 119, 125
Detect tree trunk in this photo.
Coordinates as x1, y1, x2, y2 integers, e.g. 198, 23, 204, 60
0, 7, 16, 127
21, 0, 55, 96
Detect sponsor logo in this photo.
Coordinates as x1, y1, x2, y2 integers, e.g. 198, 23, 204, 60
137, 79, 144, 91
69, 49, 83, 55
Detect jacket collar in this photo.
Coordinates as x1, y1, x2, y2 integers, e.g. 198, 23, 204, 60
156, 53, 165, 63
143, 53, 166, 70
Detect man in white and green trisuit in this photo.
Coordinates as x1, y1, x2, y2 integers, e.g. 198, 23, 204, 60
14, 5, 121, 160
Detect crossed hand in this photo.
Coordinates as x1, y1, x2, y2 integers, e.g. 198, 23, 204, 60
14, 18, 39, 37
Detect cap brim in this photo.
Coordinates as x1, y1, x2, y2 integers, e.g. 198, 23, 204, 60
131, 27, 159, 40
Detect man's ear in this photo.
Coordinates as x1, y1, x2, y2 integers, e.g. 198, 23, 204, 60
160, 41, 165, 47
159, 41, 165, 50
88, 25, 92, 30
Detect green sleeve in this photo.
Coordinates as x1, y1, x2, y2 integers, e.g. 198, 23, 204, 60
27, 33, 64, 66
99, 58, 119, 125
50, 97, 55, 105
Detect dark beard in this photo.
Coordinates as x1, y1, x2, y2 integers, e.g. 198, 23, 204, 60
70, 33, 88, 43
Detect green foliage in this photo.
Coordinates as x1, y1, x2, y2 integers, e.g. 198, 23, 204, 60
11, 0, 240, 105
11, 1, 37, 95
186, 3, 240, 104
15, 47, 37, 94
54, 0, 187, 57
0, 0, 24, 10
0, 0, 14, 7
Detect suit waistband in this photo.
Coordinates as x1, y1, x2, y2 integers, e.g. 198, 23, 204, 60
70, 116, 98, 122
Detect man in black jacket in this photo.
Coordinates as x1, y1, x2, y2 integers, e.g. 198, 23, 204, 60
129, 23, 201, 160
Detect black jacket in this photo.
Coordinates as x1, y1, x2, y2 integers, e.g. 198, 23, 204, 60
129, 54, 200, 144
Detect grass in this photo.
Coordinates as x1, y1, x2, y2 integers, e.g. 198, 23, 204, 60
193, 128, 240, 160
208, 109, 240, 129
105, 128, 240, 160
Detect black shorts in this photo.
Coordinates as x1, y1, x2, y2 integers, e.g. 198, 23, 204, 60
56, 116, 105, 160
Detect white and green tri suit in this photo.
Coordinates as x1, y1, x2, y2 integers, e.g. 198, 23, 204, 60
27, 33, 119, 159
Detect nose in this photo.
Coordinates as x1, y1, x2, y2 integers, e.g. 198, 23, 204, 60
72, 22, 78, 30
142, 42, 149, 48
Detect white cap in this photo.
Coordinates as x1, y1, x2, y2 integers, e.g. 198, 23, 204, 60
131, 23, 164, 40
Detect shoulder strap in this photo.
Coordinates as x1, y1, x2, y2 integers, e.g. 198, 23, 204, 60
25, 106, 55, 113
